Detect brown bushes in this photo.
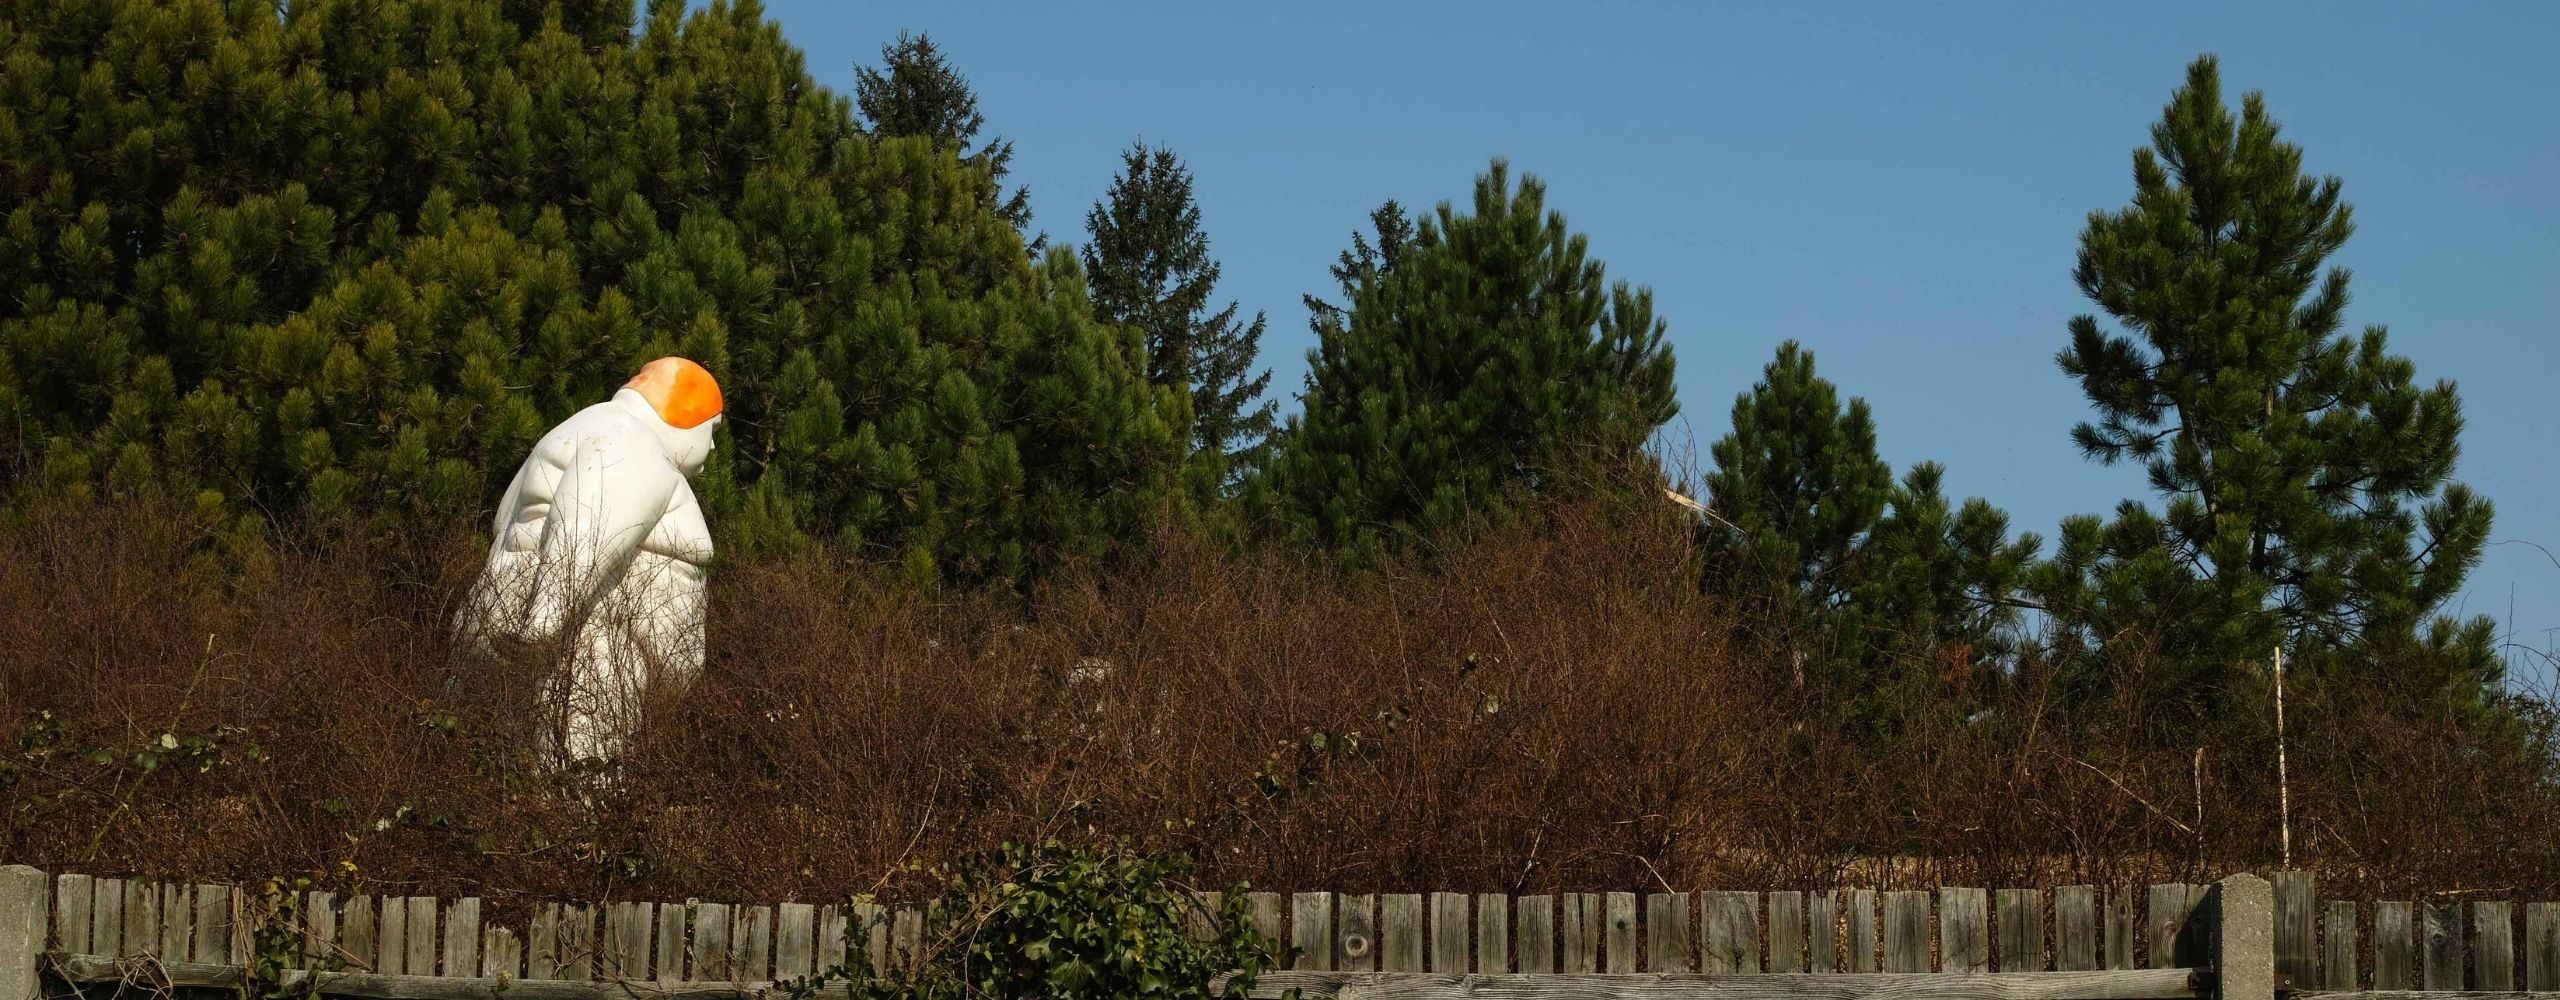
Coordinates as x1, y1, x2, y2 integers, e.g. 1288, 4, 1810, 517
4, 496, 2558, 908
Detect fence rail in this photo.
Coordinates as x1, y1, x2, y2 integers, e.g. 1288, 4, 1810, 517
4, 866, 2555, 998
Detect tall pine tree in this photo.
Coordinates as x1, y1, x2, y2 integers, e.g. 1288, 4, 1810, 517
2034, 55, 2496, 721
852, 31, 1036, 246
1081, 141, 1274, 481
1271, 162, 1675, 554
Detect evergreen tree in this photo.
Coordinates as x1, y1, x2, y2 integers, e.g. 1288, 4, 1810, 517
1271, 162, 1676, 553
852, 31, 1035, 246
1703, 341, 1892, 628
0, 0, 1186, 587
1081, 142, 1275, 479
2034, 55, 2496, 720
1301, 199, 1416, 330
1703, 342, 2036, 720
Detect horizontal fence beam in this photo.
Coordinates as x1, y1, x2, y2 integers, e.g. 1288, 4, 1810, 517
52, 955, 856, 1000
1218, 969, 2210, 1000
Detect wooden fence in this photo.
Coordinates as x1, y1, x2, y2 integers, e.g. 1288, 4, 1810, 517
3, 866, 2554, 999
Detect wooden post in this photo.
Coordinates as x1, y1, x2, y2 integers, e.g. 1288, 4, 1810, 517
0, 866, 45, 1000
1995, 888, 2042, 972
2213, 873, 2274, 1000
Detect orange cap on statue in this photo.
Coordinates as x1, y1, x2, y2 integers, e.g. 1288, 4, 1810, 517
625, 357, 723, 429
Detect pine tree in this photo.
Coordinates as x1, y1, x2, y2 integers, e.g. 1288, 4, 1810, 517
1080, 142, 1275, 480
0, 0, 1186, 587
1703, 341, 1892, 626
1702, 342, 2037, 722
2034, 55, 2496, 720
852, 31, 1035, 245
1271, 162, 1676, 554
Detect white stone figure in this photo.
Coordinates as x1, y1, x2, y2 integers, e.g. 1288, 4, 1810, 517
459, 357, 722, 770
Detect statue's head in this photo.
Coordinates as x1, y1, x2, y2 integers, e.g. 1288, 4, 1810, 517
623, 357, 723, 476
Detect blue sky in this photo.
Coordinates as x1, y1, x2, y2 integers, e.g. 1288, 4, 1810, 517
753, 1, 2560, 684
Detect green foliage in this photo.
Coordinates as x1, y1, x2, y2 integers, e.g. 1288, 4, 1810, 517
1271, 162, 1676, 555
1082, 144, 1270, 471
1703, 341, 1892, 627
1082, 141, 1275, 487
1703, 343, 2037, 731
241, 877, 341, 1000
853, 31, 1033, 244
789, 842, 1276, 1000
2034, 55, 2496, 723
0, 0, 1184, 585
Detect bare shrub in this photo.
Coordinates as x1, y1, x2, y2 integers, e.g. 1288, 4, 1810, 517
4, 494, 2558, 907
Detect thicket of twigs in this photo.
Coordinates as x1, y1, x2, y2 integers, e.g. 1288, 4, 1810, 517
4, 493, 2557, 909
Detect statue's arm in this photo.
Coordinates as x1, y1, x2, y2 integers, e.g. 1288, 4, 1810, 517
526, 424, 681, 637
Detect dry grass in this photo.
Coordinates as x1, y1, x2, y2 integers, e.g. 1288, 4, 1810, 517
4, 494, 2558, 909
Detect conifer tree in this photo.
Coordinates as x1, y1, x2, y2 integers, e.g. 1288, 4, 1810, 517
1081, 142, 1275, 479
1301, 200, 1416, 330
1703, 342, 2036, 721
1703, 341, 1892, 625
2035, 55, 2496, 718
0, 0, 1185, 587
1271, 162, 1676, 554
853, 31, 1035, 244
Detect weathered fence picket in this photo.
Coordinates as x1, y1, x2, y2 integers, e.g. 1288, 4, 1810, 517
1768, 890, 1806, 974
1382, 893, 1424, 972
2325, 900, 2359, 990
2374, 899, 2413, 989
1933, 888, 1984, 974
1338, 893, 1377, 973
2475, 900, 2513, 991
1292, 892, 1332, 970
1513, 895, 1550, 974
1603, 891, 1635, 974
1806, 890, 1837, 974
1476, 892, 1510, 973
1702, 891, 1755, 974
1429, 892, 1469, 972
2055, 886, 2096, 972
1639, 893, 1683, 973
2528, 901, 2560, 991
1883, 890, 1928, 973
2272, 871, 2313, 989
2420, 900, 2462, 990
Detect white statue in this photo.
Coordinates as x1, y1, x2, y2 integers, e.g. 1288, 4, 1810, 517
459, 357, 722, 769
